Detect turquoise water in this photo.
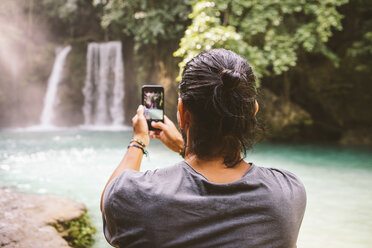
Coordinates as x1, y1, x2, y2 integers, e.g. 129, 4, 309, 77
0, 129, 371, 248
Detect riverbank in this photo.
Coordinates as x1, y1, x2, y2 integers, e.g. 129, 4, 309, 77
0, 188, 95, 248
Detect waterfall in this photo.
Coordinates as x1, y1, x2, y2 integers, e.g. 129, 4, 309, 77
82, 41, 125, 126
40, 45, 71, 127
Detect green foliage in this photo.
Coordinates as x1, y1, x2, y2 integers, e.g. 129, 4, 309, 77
175, 0, 348, 80
53, 213, 96, 248
99, 0, 191, 44
173, 1, 243, 79
348, 32, 372, 71
36, 0, 103, 40
346, 0, 372, 72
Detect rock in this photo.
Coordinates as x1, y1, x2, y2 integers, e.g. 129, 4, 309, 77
340, 127, 372, 145
0, 189, 86, 248
258, 88, 313, 140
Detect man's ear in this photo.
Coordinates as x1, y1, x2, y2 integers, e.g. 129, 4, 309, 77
254, 100, 259, 116
178, 98, 191, 129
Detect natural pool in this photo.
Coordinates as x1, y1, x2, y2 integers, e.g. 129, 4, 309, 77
0, 129, 371, 248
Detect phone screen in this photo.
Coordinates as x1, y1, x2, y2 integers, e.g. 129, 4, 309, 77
142, 85, 164, 130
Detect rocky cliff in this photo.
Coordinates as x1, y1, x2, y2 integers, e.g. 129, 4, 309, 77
0, 189, 95, 248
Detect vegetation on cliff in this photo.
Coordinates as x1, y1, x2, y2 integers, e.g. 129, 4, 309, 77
53, 213, 96, 248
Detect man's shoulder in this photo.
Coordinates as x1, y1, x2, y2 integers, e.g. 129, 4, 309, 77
107, 162, 187, 195
147, 161, 187, 178
255, 165, 305, 186
253, 165, 306, 202
103, 163, 186, 211
116, 161, 185, 180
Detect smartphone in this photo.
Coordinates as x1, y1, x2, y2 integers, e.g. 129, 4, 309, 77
142, 85, 164, 131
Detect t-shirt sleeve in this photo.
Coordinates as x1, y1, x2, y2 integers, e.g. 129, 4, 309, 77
102, 174, 119, 246
267, 168, 307, 229
102, 170, 153, 247
279, 169, 307, 208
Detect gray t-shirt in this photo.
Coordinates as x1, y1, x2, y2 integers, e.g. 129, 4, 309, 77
102, 162, 306, 248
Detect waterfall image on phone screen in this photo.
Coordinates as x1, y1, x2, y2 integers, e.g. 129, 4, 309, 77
143, 91, 164, 120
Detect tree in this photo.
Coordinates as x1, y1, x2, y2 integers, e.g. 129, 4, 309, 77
174, 0, 348, 82
40, 0, 103, 39
99, 0, 191, 44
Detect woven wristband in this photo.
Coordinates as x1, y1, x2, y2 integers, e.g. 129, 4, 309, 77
130, 138, 147, 148
128, 143, 148, 156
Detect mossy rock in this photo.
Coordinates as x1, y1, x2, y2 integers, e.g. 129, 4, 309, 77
53, 213, 96, 248
258, 88, 313, 141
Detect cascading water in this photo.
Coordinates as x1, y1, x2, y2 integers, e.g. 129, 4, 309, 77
40, 45, 72, 127
82, 41, 125, 126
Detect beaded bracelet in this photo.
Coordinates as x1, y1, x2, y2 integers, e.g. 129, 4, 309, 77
130, 138, 147, 148
128, 143, 148, 156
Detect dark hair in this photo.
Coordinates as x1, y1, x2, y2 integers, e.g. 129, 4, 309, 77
179, 48, 259, 167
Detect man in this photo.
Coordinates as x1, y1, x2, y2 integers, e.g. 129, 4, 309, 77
101, 49, 306, 248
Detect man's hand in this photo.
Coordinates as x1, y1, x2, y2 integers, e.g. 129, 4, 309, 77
150, 115, 184, 154
132, 105, 150, 146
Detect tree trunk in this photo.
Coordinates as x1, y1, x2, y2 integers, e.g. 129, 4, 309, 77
283, 72, 291, 115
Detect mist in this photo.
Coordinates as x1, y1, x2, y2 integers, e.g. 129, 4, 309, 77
0, 0, 67, 127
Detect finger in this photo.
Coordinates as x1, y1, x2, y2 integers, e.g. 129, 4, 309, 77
164, 115, 177, 127
149, 131, 157, 138
151, 120, 166, 130
132, 115, 137, 124
164, 115, 171, 123
150, 132, 161, 139
151, 130, 161, 135
137, 105, 144, 116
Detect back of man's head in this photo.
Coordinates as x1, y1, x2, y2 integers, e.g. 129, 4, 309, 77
179, 49, 260, 167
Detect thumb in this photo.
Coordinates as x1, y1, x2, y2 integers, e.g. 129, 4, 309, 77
137, 105, 144, 116
164, 115, 174, 124
151, 120, 166, 130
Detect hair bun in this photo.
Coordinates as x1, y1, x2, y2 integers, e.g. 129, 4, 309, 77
220, 69, 241, 89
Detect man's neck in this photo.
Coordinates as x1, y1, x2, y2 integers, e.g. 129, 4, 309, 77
184, 154, 251, 184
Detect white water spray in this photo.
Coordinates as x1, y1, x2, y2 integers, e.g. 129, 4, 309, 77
82, 41, 125, 126
40, 46, 71, 127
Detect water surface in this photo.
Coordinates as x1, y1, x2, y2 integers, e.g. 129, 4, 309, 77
0, 130, 371, 248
